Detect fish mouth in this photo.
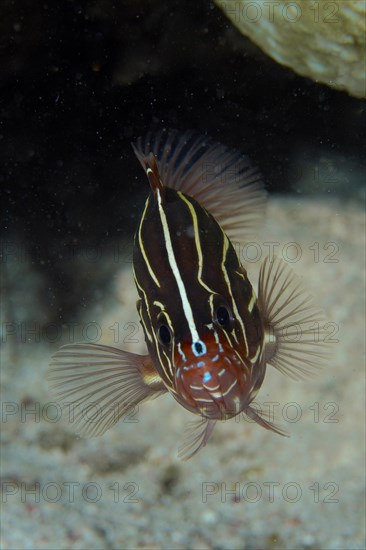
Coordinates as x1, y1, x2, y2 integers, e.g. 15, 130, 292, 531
175, 342, 252, 420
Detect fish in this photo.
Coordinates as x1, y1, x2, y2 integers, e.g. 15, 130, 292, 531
47, 129, 328, 460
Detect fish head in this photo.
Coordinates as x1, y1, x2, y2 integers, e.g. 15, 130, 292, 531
173, 328, 253, 420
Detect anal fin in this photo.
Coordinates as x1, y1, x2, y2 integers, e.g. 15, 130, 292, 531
47, 343, 166, 437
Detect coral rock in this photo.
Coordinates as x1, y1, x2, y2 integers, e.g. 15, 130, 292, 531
215, 0, 366, 98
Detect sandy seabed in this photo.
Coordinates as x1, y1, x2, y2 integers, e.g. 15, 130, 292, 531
1, 196, 365, 550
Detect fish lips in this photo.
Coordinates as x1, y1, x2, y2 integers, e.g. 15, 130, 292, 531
175, 344, 251, 420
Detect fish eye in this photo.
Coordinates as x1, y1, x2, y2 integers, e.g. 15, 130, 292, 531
216, 305, 230, 326
158, 324, 172, 345
157, 312, 173, 346
214, 303, 234, 331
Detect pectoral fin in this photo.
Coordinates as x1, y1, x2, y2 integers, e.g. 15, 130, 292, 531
47, 343, 166, 437
258, 256, 330, 380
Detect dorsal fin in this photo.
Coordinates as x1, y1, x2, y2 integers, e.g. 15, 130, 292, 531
134, 149, 165, 196
132, 129, 266, 243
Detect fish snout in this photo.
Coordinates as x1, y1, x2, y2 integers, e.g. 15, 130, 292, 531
175, 343, 251, 420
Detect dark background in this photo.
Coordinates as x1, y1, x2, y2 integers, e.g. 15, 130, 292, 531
1, 0, 365, 319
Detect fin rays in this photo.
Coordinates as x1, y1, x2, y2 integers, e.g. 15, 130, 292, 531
132, 129, 266, 243
178, 417, 217, 460
47, 343, 166, 438
245, 405, 289, 437
259, 256, 330, 381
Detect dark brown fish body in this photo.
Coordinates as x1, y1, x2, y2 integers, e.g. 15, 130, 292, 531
134, 185, 265, 420
48, 129, 328, 459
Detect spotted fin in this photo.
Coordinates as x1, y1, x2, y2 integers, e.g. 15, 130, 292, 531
47, 343, 166, 437
178, 417, 217, 460
258, 256, 330, 380
132, 129, 266, 243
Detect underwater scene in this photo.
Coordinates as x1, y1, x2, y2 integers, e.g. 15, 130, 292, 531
1, 1, 365, 549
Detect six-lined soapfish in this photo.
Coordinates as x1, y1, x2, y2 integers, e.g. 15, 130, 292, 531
48, 129, 327, 459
